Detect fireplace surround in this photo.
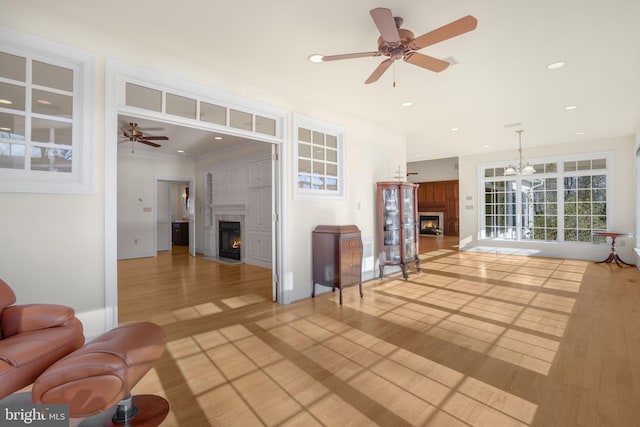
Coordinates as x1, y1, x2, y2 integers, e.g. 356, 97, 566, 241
418, 212, 443, 235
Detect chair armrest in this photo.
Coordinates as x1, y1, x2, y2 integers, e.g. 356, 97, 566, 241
1, 304, 78, 338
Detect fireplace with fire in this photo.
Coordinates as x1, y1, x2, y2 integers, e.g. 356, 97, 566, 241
419, 212, 443, 235
219, 221, 242, 260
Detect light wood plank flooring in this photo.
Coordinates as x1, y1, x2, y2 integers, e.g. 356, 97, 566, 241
119, 242, 640, 426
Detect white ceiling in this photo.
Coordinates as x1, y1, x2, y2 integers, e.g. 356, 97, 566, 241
14, 0, 640, 161
117, 115, 262, 158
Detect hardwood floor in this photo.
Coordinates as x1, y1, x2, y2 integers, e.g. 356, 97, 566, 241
118, 244, 640, 426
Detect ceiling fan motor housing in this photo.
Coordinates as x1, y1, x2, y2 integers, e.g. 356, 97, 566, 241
377, 28, 415, 60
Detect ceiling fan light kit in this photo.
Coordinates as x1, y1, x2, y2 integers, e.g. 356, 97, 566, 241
310, 7, 477, 84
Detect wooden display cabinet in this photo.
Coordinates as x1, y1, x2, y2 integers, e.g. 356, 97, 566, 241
312, 225, 363, 305
377, 182, 420, 279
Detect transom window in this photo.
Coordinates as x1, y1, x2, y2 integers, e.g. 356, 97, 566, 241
481, 154, 610, 244
124, 82, 279, 137
0, 28, 94, 193
293, 114, 344, 199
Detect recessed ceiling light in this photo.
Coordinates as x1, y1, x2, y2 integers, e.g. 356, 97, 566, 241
401, 101, 413, 107
177, 150, 185, 153
415, 154, 421, 157
0, 127, 11, 131
483, 144, 491, 148
450, 127, 459, 132
308, 54, 324, 63
547, 61, 566, 70
565, 105, 579, 110
213, 136, 223, 140
0, 99, 12, 105
576, 132, 585, 135
37, 99, 51, 105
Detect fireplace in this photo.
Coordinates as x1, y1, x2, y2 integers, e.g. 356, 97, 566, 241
219, 221, 241, 260
419, 212, 443, 235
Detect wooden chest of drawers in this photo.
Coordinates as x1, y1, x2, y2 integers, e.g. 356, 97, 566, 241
312, 225, 363, 305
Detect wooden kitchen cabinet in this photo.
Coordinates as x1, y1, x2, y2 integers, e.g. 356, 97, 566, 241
172, 221, 189, 246
312, 225, 363, 305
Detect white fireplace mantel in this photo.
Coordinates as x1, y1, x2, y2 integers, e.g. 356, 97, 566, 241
211, 203, 248, 212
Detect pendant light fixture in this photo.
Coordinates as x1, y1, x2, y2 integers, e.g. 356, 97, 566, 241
504, 130, 535, 176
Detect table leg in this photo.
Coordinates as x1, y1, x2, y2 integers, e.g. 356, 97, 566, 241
596, 236, 634, 267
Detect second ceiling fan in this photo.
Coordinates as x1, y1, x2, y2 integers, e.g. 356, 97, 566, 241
122, 122, 168, 148
310, 7, 478, 84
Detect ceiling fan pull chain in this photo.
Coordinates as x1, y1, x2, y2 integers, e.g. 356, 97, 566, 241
393, 61, 396, 88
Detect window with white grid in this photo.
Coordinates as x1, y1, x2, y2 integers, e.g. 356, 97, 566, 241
480, 153, 610, 243
293, 114, 344, 199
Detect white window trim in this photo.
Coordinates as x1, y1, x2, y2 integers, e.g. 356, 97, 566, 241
293, 113, 345, 200
478, 151, 613, 244
0, 26, 95, 194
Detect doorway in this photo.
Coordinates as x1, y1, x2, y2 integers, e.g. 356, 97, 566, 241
157, 180, 191, 253
115, 115, 278, 293
106, 62, 287, 330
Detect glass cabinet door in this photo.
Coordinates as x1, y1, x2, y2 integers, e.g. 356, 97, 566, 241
402, 186, 416, 260
381, 187, 400, 263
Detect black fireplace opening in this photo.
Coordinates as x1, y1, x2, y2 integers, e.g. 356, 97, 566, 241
219, 221, 241, 260
419, 215, 442, 235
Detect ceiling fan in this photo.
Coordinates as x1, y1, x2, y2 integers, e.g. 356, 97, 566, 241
310, 7, 478, 84
121, 122, 168, 148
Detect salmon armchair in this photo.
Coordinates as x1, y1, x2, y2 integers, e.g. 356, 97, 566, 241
0, 278, 85, 400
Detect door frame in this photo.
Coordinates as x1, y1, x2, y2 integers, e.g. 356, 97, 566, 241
155, 178, 194, 255
105, 60, 288, 329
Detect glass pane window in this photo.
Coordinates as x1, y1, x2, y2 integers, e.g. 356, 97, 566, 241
255, 115, 276, 136
200, 102, 226, 125
0, 48, 77, 177
32, 118, 72, 146
0, 81, 26, 111
521, 178, 557, 241
294, 115, 344, 199
125, 83, 162, 112
0, 142, 25, 169
32, 89, 72, 118
0, 52, 26, 82
564, 173, 606, 242
484, 179, 517, 239
32, 60, 73, 91
229, 109, 253, 131
30, 147, 71, 172
0, 32, 94, 193
166, 93, 196, 119
481, 155, 609, 244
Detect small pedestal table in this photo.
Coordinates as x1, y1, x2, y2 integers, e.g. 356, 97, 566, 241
593, 231, 634, 267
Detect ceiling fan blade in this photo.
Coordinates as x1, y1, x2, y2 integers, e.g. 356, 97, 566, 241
123, 129, 132, 137
140, 136, 169, 141
404, 52, 449, 72
370, 7, 400, 43
411, 15, 478, 50
321, 51, 381, 62
365, 59, 393, 84
139, 140, 162, 148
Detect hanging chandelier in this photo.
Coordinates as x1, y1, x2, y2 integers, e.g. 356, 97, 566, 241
504, 130, 535, 176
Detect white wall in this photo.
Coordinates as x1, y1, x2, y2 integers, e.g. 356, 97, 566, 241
407, 157, 459, 183
458, 135, 636, 261
285, 113, 407, 302
117, 152, 194, 259
157, 181, 170, 251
